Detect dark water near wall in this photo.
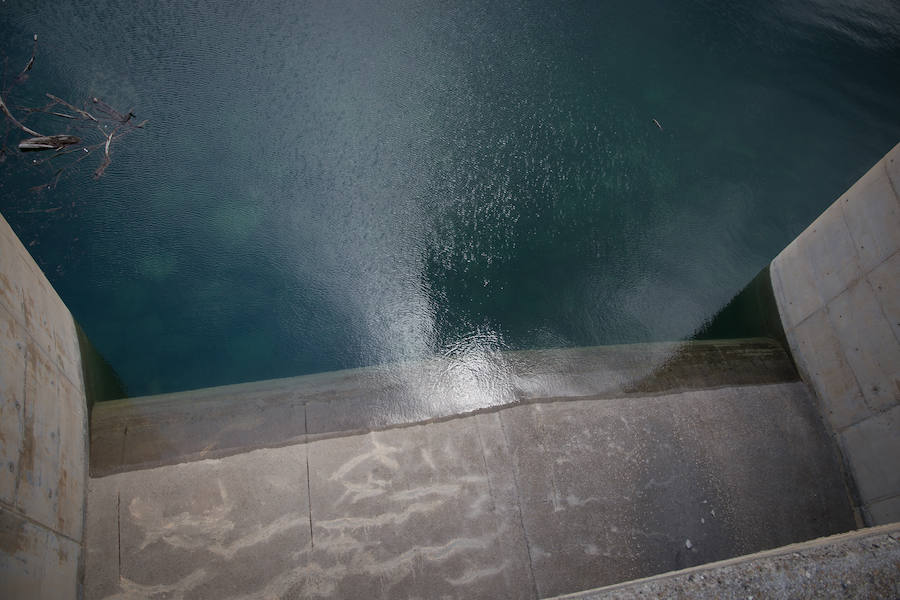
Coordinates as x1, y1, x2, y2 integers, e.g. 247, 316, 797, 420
1, 1, 899, 397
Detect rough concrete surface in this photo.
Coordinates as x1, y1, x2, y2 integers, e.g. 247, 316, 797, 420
84, 382, 855, 599
556, 524, 900, 600
0, 211, 88, 600
770, 141, 900, 524
90, 338, 797, 476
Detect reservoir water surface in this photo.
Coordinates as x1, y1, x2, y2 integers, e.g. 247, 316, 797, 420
1, 0, 899, 397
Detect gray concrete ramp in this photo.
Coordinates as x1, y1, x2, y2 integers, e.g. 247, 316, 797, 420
85, 382, 855, 599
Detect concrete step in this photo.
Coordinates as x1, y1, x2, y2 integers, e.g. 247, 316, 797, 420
90, 338, 798, 476
84, 381, 855, 599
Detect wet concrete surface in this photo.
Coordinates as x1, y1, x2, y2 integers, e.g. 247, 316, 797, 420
85, 381, 855, 599
90, 338, 798, 477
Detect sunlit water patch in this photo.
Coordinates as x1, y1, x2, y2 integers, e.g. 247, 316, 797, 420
1, 0, 898, 398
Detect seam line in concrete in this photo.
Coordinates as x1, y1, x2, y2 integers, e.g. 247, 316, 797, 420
12, 329, 27, 506
0, 499, 81, 545
864, 490, 900, 505
306, 449, 314, 549
884, 156, 900, 202
833, 401, 900, 433
473, 417, 498, 515
497, 408, 540, 600
866, 249, 900, 348
303, 402, 314, 548
819, 305, 871, 416
116, 490, 122, 581
777, 234, 897, 335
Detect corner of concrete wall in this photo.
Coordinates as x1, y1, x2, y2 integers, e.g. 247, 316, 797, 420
1, 211, 88, 599
770, 142, 900, 526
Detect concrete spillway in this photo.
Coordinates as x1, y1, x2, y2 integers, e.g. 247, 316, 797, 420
2, 142, 898, 598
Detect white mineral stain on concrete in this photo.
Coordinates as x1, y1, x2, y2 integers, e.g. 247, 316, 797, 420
84, 382, 855, 599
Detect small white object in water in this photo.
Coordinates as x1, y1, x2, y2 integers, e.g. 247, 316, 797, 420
685, 539, 693, 549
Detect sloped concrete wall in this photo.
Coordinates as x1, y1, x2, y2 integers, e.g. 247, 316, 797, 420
771, 142, 900, 525
0, 212, 88, 598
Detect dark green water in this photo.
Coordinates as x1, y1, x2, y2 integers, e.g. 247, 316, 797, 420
2, 1, 899, 397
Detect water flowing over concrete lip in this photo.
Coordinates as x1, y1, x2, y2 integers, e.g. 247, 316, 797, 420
89, 337, 797, 476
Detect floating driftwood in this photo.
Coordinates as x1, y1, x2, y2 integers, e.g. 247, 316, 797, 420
1, 33, 147, 186
18, 135, 81, 152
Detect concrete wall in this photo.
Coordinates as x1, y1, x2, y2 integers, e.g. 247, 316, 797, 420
771, 142, 900, 525
0, 212, 88, 598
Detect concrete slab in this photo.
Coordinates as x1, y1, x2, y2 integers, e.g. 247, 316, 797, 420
804, 199, 863, 304
667, 384, 855, 553
867, 250, 900, 343
790, 308, 871, 430
18, 259, 65, 373
499, 382, 854, 598
38, 530, 80, 600
0, 216, 81, 393
556, 525, 900, 600
839, 404, 900, 504
0, 509, 80, 600
886, 142, 900, 196
0, 509, 45, 598
770, 239, 822, 329
0, 216, 29, 324
0, 307, 26, 504
839, 160, 900, 273
56, 375, 86, 540
827, 278, 900, 412
112, 444, 311, 599
15, 341, 63, 536
91, 384, 307, 477
304, 418, 534, 599
84, 476, 120, 600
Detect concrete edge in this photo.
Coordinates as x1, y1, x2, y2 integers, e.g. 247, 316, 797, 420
89, 338, 799, 477
90, 380, 812, 480
551, 523, 900, 599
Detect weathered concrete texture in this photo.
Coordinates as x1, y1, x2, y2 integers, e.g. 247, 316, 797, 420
90, 338, 797, 476
502, 383, 853, 598
555, 524, 900, 600
770, 141, 900, 525
84, 382, 854, 599
0, 510, 81, 599
0, 211, 88, 599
